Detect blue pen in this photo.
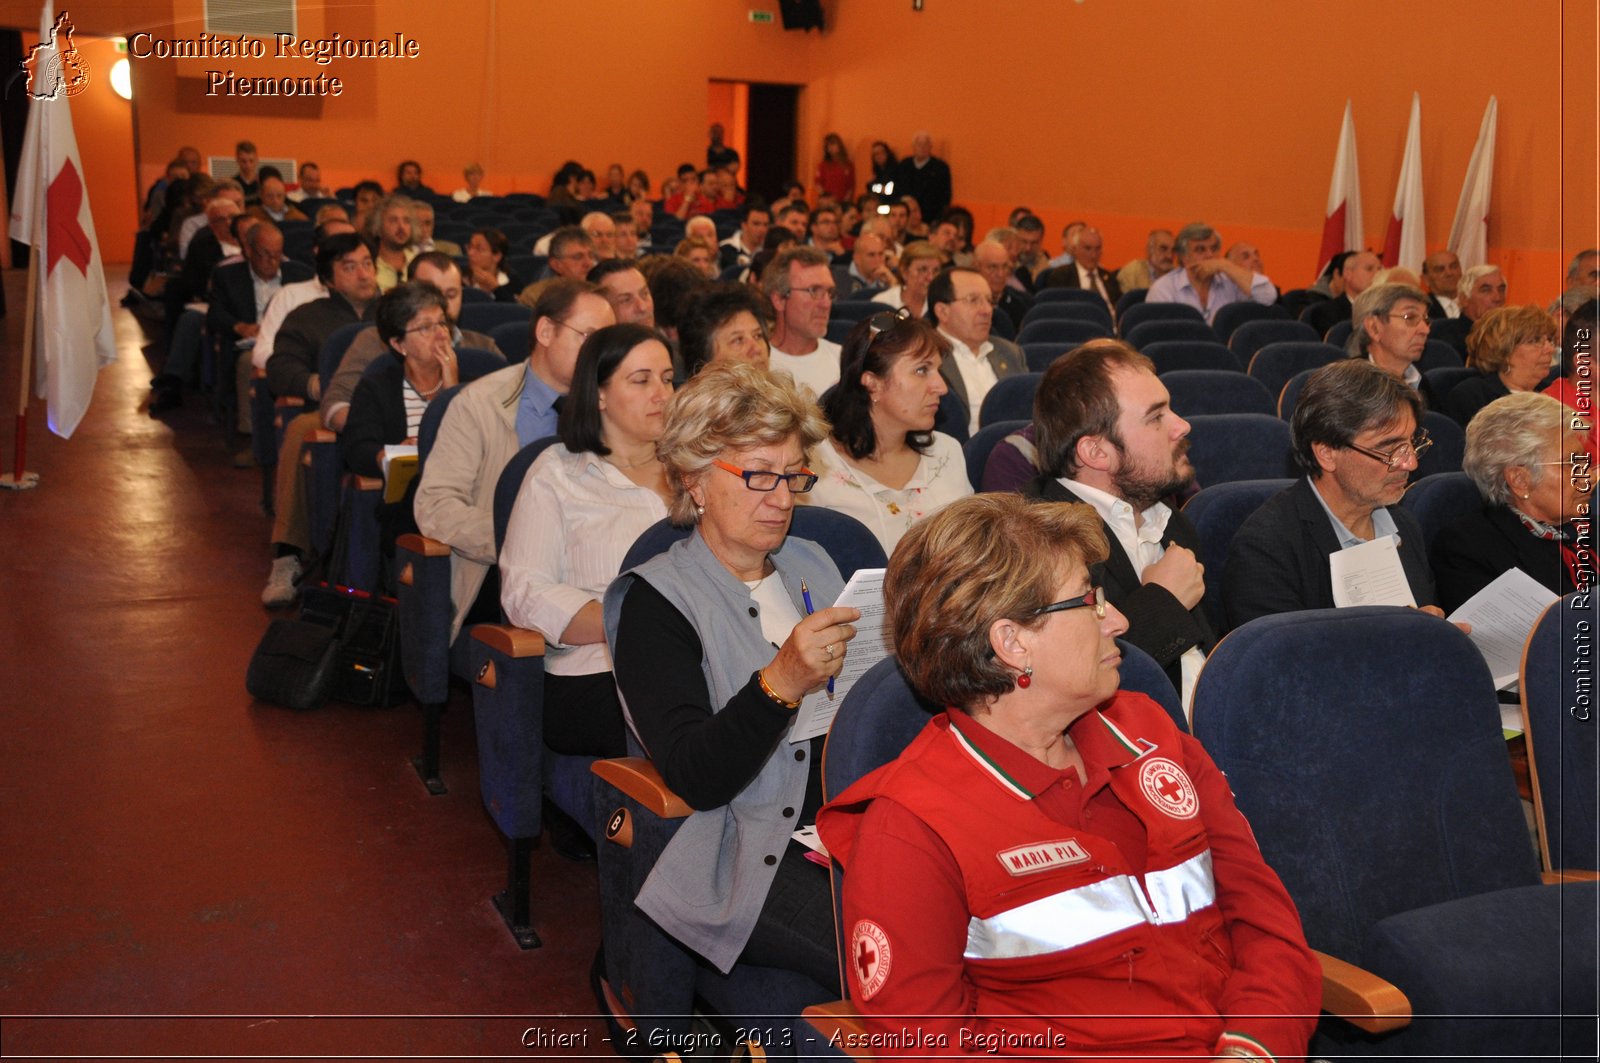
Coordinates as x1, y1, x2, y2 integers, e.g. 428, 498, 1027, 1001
800, 579, 834, 695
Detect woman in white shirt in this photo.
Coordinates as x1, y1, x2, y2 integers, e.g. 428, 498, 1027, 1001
499, 323, 674, 755
804, 308, 973, 553
871, 240, 942, 320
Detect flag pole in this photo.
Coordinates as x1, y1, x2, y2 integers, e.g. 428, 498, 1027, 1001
2, 237, 42, 490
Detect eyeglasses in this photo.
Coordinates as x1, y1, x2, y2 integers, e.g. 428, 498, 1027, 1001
1381, 311, 1431, 327
403, 318, 451, 337
1028, 587, 1107, 620
712, 459, 818, 493
790, 285, 837, 301
1345, 430, 1434, 470
551, 318, 597, 342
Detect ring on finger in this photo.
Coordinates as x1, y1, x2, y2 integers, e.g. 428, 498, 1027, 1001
824, 643, 835, 660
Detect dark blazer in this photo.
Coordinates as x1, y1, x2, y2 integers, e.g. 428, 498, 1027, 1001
1443, 371, 1509, 427
1430, 314, 1474, 359
1431, 503, 1578, 614
938, 335, 1026, 414
205, 260, 314, 341
341, 355, 410, 477
1222, 476, 1436, 632
1424, 294, 1450, 319
1302, 294, 1353, 340
1038, 262, 1123, 309
995, 285, 1035, 329
1020, 475, 1215, 691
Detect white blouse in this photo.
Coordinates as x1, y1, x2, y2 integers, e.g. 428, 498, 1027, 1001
499, 444, 668, 676
800, 432, 973, 554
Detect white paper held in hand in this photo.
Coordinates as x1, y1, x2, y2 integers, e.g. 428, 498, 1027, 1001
789, 568, 890, 742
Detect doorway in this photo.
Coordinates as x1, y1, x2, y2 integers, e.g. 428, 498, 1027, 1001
708, 80, 799, 205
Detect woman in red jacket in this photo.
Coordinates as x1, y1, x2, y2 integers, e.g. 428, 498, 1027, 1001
815, 132, 855, 205
818, 493, 1320, 1061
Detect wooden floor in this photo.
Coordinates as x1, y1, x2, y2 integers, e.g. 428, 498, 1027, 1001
0, 267, 609, 1060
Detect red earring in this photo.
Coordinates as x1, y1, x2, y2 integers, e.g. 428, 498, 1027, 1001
1016, 666, 1033, 689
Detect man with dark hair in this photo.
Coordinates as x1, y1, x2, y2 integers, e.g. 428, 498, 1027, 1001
1012, 214, 1047, 288
611, 212, 640, 259
288, 161, 324, 202
719, 202, 771, 269
394, 159, 433, 197
414, 280, 615, 640
706, 123, 740, 171
929, 266, 1025, 435
252, 219, 356, 375
762, 245, 841, 396
1038, 225, 1122, 313
321, 252, 503, 433
1146, 222, 1277, 324
775, 202, 809, 244
1222, 359, 1438, 631
589, 259, 656, 329
1303, 250, 1380, 338
261, 232, 380, 605
809, 205, 847, 258
891, 131, 952, 222
1022, 339, 1212, 699
234, 140, 261, 205
351, 180, 384, 230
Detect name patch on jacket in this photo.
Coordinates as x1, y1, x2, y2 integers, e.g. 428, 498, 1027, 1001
996, 838, 1091, 876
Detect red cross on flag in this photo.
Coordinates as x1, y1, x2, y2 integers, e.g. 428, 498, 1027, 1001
6, 1, 116, 440
1316, 100, 1365, 280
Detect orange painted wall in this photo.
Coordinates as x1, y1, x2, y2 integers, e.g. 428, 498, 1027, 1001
808, 0, 1591, 304
28, 0, 1592, 292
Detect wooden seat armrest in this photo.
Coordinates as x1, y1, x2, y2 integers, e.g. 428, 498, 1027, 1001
307, 428, 336, 444
1316, 949, 1411, 1034
592, 757, 692, 819
802, 1001, 871, 1059
280, 396, 306, 408
395, 533, 451, 558
353, 475, 382, 492
1543, 869, 1600, 884
471, 623, 546, 659
253, 367, 268, 380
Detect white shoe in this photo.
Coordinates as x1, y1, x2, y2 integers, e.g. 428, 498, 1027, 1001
261, 555, 302, 608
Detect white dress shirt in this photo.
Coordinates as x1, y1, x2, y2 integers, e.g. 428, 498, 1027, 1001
1060, 476, 1208, 714
940, 329, 999, 435
498, 444, 669, 676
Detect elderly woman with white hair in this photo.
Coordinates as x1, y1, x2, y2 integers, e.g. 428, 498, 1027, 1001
1431, 391, 1592, 612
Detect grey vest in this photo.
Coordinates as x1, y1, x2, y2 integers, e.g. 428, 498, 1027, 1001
602, 530, 843, 972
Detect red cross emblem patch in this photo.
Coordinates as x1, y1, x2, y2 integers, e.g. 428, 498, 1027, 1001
1138, 757, 1198, 820
850, 919, 893, 1000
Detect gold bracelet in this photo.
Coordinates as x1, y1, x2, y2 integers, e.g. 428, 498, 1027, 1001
756, 669, 801, 710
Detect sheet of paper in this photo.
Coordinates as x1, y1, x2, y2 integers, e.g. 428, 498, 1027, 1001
1447, 567, 1560, 689
1500, 703, 1525, 738
1329, 535, 1417, 608
789, 568, 890, 743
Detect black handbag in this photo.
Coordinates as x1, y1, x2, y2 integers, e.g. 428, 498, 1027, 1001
245, 584, 405, 709
246, 614, 341, 710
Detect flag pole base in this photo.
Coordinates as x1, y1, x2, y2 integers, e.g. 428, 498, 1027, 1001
0, 471, 41, 490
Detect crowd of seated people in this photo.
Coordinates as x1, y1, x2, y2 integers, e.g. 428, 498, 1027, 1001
116, 129, 1597, 1050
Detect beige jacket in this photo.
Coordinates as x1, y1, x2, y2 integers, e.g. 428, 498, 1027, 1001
413, 361, 527, 641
